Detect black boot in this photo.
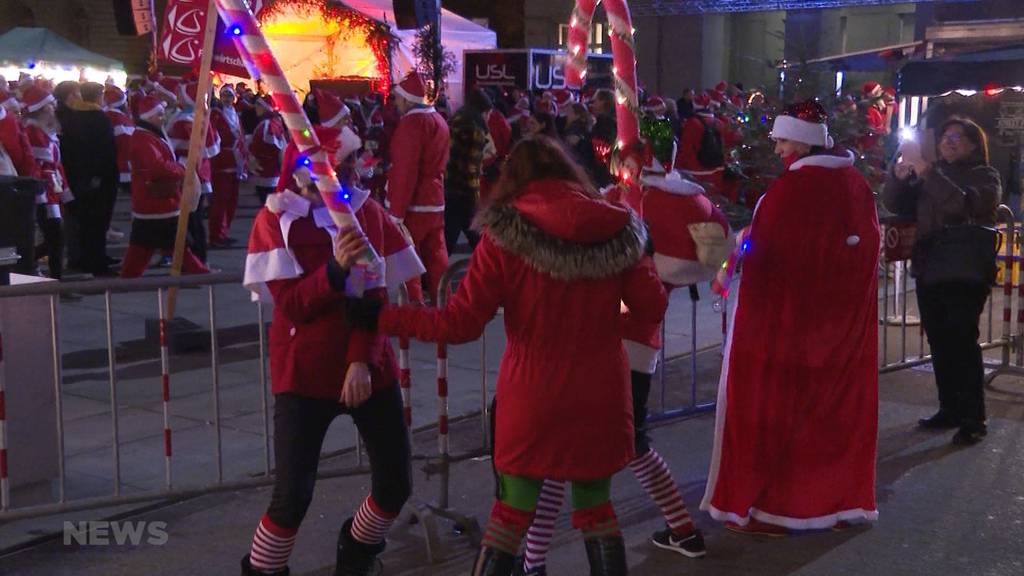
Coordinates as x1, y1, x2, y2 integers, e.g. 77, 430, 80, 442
240, 554, 290, 576
335, 518, 385, 576
584, 535, 628, 576
471, 546, 517, 576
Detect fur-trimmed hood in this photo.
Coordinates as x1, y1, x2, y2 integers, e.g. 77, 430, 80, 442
475, 179, 648, 281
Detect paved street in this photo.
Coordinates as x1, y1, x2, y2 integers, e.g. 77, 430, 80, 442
1, 189, 1023, 575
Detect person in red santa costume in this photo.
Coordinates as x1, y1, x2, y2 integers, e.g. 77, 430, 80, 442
373, 136, 668, 575
21, 85, 70, 279
167, 81, 222, 263
859, 81, 892, 152
238, 124, 424, 576
103, 86, 134, 190
701, 100, 880, 536
518, 142, 730, 575
676, 92, 731, 199
249, 94, 287, 206
209, 84, 247, 246
0, 89, 40, 179
120, 95, 209, 278
385, 71, 450, 305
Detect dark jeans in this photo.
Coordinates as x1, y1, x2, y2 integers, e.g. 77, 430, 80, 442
917, 282, 989, 427
36, 207, 63, 279
187, 196, 208, 263
444, 192, 480, 254
267, 385, 412, 529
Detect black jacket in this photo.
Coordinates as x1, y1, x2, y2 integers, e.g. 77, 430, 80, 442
59, 103, 118, 199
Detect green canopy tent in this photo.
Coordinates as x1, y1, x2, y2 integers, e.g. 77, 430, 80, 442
0, 27, 127, 85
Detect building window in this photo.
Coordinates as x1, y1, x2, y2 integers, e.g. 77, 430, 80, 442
557, 22, 606, 54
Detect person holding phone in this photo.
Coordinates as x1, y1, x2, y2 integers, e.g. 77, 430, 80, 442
882, 116, 1001, 445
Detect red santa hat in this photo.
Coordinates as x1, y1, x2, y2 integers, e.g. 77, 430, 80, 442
20, 85, 55, 114
103, 85, 127, 110
316, 89, 350, 128
709, 89, 727, 106
863, 81, 883, 98
883, 86, 897, 100
551, 88, 574, 110
155, 77, 179, 100
715, 81, 728, 93
137, 95, 166, 122
644, 96, 667, 115
337, 125, 362, 162
771, 100, 834, 148
393, 71, 429, 106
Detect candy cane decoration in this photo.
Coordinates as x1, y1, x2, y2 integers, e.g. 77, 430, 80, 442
215, 0, 381, 271
566, 0, 640, 149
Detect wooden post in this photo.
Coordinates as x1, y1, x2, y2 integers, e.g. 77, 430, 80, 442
166, 0, 219, 319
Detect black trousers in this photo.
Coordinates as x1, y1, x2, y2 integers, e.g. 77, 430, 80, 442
917, 282, 990, 426
68, 193, 111, 274
36, 207, 63, 279
267, 385, 412, 529
444, 192, 480, 254
187, 196, 208, 263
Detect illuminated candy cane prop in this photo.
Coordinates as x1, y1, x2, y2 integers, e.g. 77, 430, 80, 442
215, 0, 381, 272
566, 0, 640, 149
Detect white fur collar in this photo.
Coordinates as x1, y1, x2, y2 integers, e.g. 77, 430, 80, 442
405, 106, 437, 117
267, 186, 370, 218
641, 171, 705, 196
789, 149, 856, 171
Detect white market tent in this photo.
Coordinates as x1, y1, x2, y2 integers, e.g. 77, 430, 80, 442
0, 27, 127, 86
260, 0, 497, 106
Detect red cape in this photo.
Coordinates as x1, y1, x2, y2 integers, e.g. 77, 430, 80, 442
702, 151, 881, 529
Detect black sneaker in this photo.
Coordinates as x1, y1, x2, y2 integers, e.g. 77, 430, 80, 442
651, 527, 706, 558
918, 411, 961, 430
952, 424, 987, 446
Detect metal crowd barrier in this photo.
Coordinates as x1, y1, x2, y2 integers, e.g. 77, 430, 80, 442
879, 205, 1024, 388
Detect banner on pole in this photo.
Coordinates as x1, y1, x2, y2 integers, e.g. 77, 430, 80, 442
159, 0, 249, 77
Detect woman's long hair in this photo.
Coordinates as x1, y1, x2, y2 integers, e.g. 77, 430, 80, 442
938, 116, 990, 166
487, 136, 599, 207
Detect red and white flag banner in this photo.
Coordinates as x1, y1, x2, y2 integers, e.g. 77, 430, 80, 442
158, 0, 249, 78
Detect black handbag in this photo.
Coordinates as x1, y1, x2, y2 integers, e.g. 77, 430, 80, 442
912, 224, 1002, 287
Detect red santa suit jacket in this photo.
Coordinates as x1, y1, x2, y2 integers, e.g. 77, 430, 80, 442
167, 109, 221, 194
486, 109, 512, 159
250, 115, 286, 188
210, 105, 245, 176
243, 188, 425, 399
0, 107, 40, 178
129, 122, 186, 219
23, 119, 70, 218
385, 106, 449, 223
380, 179, 668, 481
608, 172, 731, 373
860, 105, 888, 152
105, 108, 135, 184
702, 149, 880, 529
676, 112, 734, 195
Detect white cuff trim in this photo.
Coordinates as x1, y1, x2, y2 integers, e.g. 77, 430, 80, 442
243, 248, 304, 303
623, 340, 659, 374
385, 245, 426, 288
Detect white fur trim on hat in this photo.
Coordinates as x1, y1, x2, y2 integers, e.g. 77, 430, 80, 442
321, 103, 351, 128
771, 115, 833, 148
138, 101, 166, 121
24, 93, 56, 114
337, 125, 362, 162
393, 82, 427, 105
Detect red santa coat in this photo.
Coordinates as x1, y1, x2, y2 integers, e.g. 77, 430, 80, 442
0, 107, 40, 178
860, 105, 888, 152
676, 112, 730, 197
385, 107, 449, 222
702, 150, 880, 530
380, 180, 668, 481
167, 110, 221, 194
105, 108, 135, 184
23, 120, 70, 218
486, 109, 513, 159
129, 123, 186, 219
250, 116, 286, 188
210, 105, 245, 174
610, 173, 730, 373
243, 188, 425, 399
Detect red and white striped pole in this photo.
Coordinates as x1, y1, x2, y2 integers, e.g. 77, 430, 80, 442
158, 290, 173, 489
215, 0, 380, 273
0, 331, 9, 511
400, 336, 412, 427
437, 342, 449, 458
